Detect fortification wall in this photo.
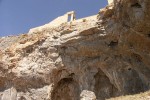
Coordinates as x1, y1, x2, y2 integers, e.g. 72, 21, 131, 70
29, 0, 113, 34
29, 14, 97, 33
29, 14, 68, 33
48, 14, 68, 27
29, 11, 75, 33
73, 15, 97, 23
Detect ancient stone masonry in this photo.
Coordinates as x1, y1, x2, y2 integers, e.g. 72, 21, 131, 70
29, 0, 114, 34
29, 11, 96, 34
29, 0, 114, 33
48, 11, 76, 26
66, 11, 76, 22
29, 11, 76, 33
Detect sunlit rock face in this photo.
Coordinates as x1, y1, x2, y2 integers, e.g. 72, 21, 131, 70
0, 0, 150, 100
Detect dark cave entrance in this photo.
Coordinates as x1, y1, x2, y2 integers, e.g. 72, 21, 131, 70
51, 78, 80, 100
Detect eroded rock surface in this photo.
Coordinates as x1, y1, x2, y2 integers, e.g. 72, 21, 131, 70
0, 0, 150, 100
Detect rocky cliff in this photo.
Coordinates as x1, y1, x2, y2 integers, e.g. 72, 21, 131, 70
0, 0, 150, 100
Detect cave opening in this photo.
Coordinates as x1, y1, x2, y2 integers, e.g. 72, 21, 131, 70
94, 69, 118, 100
51, 78, 80, 100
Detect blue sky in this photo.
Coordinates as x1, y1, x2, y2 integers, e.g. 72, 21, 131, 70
0, 0, 107, 37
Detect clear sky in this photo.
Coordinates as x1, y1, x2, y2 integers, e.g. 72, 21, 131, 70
0, 0, 107, 37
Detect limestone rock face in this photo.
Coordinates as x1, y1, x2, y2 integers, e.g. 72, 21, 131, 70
0, 0, 150, 100
80, 90, 96, 100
